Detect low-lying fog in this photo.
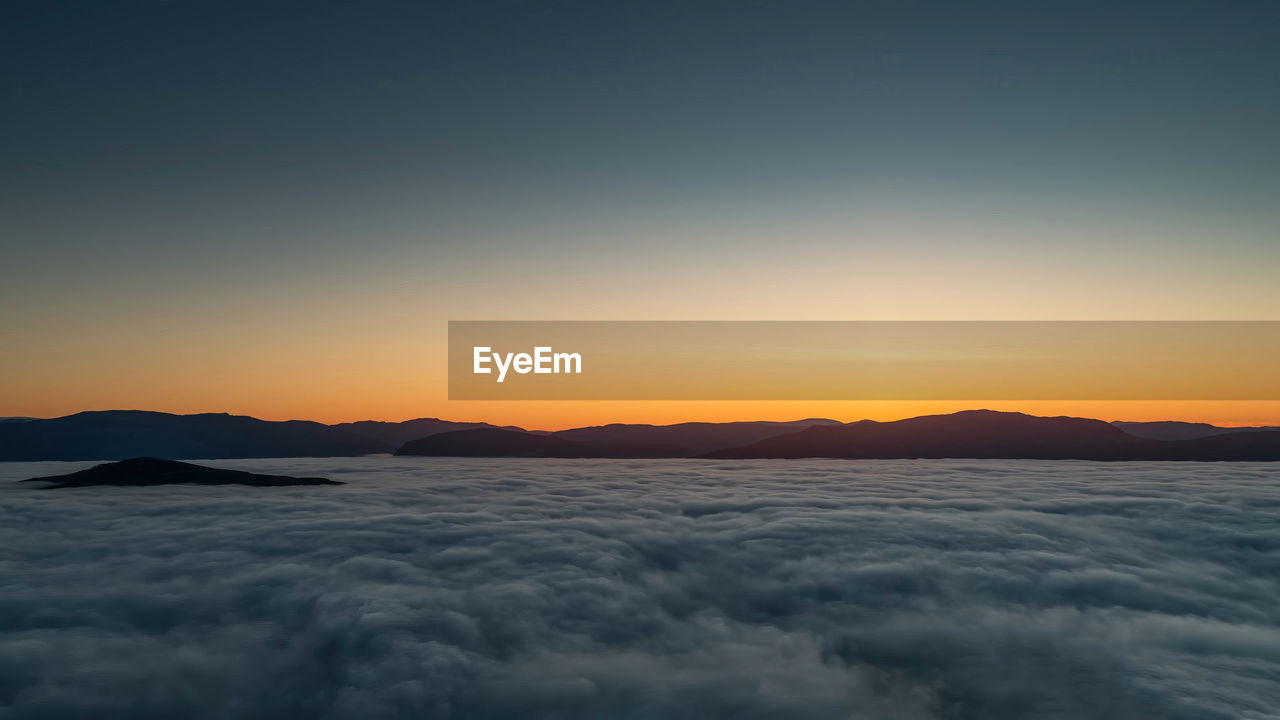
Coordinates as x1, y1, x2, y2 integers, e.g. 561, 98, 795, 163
2, 458, 1278, 719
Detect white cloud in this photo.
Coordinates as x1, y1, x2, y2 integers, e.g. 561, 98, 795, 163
0, 458, 1277, 719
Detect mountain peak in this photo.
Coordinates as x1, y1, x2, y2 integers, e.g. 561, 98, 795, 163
21, 457, 342, 488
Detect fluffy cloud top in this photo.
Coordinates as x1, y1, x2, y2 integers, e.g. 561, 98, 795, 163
1, 458, 1278, 719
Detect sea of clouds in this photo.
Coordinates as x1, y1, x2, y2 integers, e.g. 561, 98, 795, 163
1, 457, 1278, 719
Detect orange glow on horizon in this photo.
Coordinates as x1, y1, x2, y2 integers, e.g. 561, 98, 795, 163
6, 317, 1278, 431
8, 398, 1278, 432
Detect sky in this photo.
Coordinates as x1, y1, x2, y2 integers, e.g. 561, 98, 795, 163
2, 1, 1278, 427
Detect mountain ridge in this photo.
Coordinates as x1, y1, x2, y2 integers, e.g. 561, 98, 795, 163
1112, 420, 1280, 441
396, 428, 681, 458
704, 410, 1280, 461
4, 409, 1280, 462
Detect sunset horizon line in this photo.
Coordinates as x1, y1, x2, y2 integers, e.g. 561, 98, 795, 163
10, 405, 1279, 433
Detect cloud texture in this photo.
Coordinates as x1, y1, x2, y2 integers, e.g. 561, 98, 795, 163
1, 458, 1278, 719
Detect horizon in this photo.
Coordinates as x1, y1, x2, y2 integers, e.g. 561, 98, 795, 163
14, 404, 1280, 433
4, 3, 1279, 426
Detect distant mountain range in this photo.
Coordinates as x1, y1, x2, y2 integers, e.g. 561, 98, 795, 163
332, 418, 523, 449
397, 428, 680, 458
546, 419, 843, 456
1, 409, 1277, 462
0, 411, 512, 461
1111, 420, 1280, 441
703, 410, 1280, 461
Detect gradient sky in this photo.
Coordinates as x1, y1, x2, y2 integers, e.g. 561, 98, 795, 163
3, 1, 1279, 427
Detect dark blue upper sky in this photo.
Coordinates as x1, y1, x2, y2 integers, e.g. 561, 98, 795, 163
5, 0, 1279, 294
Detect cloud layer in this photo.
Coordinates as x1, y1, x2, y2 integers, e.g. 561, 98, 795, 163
1, 458, 1279, 719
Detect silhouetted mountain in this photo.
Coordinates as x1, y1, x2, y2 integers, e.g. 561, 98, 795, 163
333, 418, 524, 451
706, 410, 1147, 459
1113, 421, 1280, 441
5, 409, 1279, 462
0, 417, 35, 423
395, 428, 679, 458
0, 411, 381, 461
21, 457, 341, 488
1143, 431, 1280, 461
549, 419, 843, 456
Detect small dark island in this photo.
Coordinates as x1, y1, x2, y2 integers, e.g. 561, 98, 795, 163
21, 457, 342, 488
